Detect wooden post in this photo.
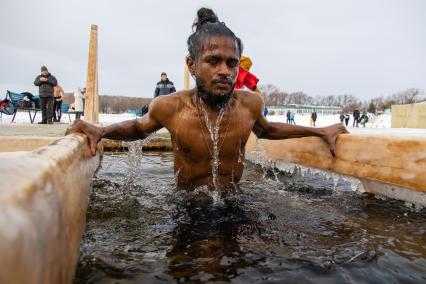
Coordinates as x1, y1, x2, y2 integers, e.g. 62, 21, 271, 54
183, 62, 190, 90
93, 57, 99, 123
84, 25, 99, 124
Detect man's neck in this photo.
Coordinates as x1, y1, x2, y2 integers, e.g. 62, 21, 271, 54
196, 88, 231, 109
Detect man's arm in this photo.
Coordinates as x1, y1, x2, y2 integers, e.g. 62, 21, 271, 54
101, 111, 161, 141
250, 95, 348, 155
66, 96, 169, 155
34, 76, 42, 86
154, 85, 160, 98
47, 75, 57, 86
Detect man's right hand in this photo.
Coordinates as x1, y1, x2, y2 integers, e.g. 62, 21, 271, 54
40, 77, 47, 81
65, 120, 103, 156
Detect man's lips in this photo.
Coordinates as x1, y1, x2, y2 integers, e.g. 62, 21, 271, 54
216, 82, 230, 87
212, 80, 232, 87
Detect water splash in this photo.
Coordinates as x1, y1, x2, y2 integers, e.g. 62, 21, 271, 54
174, 166, 182, 186
237, 144, 245, 167
175, 185, 225, 207
122, 135, 155, 191
198, 98, 230, 190
252, 137, 270, 180
246, 150, 371, 194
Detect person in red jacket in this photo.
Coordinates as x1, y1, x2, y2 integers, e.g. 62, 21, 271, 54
235, 55, 261, 93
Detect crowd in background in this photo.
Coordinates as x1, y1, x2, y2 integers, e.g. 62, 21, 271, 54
33, 65, 85, 124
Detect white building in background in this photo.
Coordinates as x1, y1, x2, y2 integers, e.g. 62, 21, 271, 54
268, 104, 342, 115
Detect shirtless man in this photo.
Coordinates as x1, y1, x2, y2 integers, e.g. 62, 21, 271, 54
53, 84, 64, 122
66, 7, 348, 190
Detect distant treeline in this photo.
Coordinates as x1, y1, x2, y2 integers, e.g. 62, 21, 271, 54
259, 84, 425, 113
98, 87, 425, 114
99, 95, 152, 114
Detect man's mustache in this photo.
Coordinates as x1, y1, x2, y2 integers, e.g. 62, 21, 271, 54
211, 78, 233, 85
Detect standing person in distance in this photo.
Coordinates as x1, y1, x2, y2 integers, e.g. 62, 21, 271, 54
34, 66, 57, 124
74, 87, 85, 120
310, 110, 317, 126
154, 72, 176, 98
53, 84, 64, 122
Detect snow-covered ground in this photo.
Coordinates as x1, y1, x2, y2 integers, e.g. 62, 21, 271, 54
268, 114, 426, 137
268, 113, 394, 129
1, 112, 380, 127
2, 111, 426, 137
0, 112, 137, 125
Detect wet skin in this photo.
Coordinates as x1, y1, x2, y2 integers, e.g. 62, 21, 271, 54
66, 36, 348, 190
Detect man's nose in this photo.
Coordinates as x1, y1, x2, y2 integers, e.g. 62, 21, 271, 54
217, 62, 231, 77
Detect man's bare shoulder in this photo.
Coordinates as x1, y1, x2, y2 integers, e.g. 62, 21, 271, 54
149, 90, 194, 120
152, 89, 193, 106
233, 89, 263, 104
233, 89, 264, 113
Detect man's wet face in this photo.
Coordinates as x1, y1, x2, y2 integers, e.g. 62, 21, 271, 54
194, 36, 239, 97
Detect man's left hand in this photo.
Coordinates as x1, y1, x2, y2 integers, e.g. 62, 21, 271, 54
320, 123, 349, 156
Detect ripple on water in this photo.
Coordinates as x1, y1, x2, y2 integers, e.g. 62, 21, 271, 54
74, 153, 426, 283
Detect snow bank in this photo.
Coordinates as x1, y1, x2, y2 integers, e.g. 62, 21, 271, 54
2, 111, 425, 138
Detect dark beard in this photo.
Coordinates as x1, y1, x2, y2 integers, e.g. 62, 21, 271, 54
195, 77, 233, 108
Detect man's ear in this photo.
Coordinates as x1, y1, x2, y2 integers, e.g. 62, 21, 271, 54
186, 56, 196, 76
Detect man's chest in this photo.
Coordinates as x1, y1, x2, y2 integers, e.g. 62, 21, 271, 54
166, 107, 255, 159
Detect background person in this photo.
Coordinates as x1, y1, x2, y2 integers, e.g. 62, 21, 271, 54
74, 87, 85, 119
53, 84, 64, 122
290, 112, 296, 124
310, 110, 317, 126
154, 72, 176, 98
263, 106, 269, 117
34, 66, 57, 124
344, 114, 350, 126
353, 109, 360, 127
141, 104, 149, 116
360, 112, 369, 127
235, 55, 261, 93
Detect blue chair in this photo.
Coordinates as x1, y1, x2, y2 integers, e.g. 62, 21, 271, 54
0, 98, 16, 116
8, 91, 26, 102
0, 91, 39, 123
60, 103, 73, 123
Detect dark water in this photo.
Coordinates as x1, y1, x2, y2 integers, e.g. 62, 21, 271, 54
74, 152, 426, 284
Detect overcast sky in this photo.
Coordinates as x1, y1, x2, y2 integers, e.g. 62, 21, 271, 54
0, 0, 425, 100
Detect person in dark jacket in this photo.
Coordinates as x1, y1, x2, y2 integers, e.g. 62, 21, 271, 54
360, 112, 368, 127
353, 109, 360, 127
34, 66, 57, 124
311, 110, 317, 126
141, 104, 149, 116
344, 114, 350, 126
154, 72, 176, 98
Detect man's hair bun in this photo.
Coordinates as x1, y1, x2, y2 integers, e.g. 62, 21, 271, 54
187, 7, 243, 60
193, 8, 219, 31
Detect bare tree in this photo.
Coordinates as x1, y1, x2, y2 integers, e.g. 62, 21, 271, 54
99, 95, 152, 114
256, 84, 424, 113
